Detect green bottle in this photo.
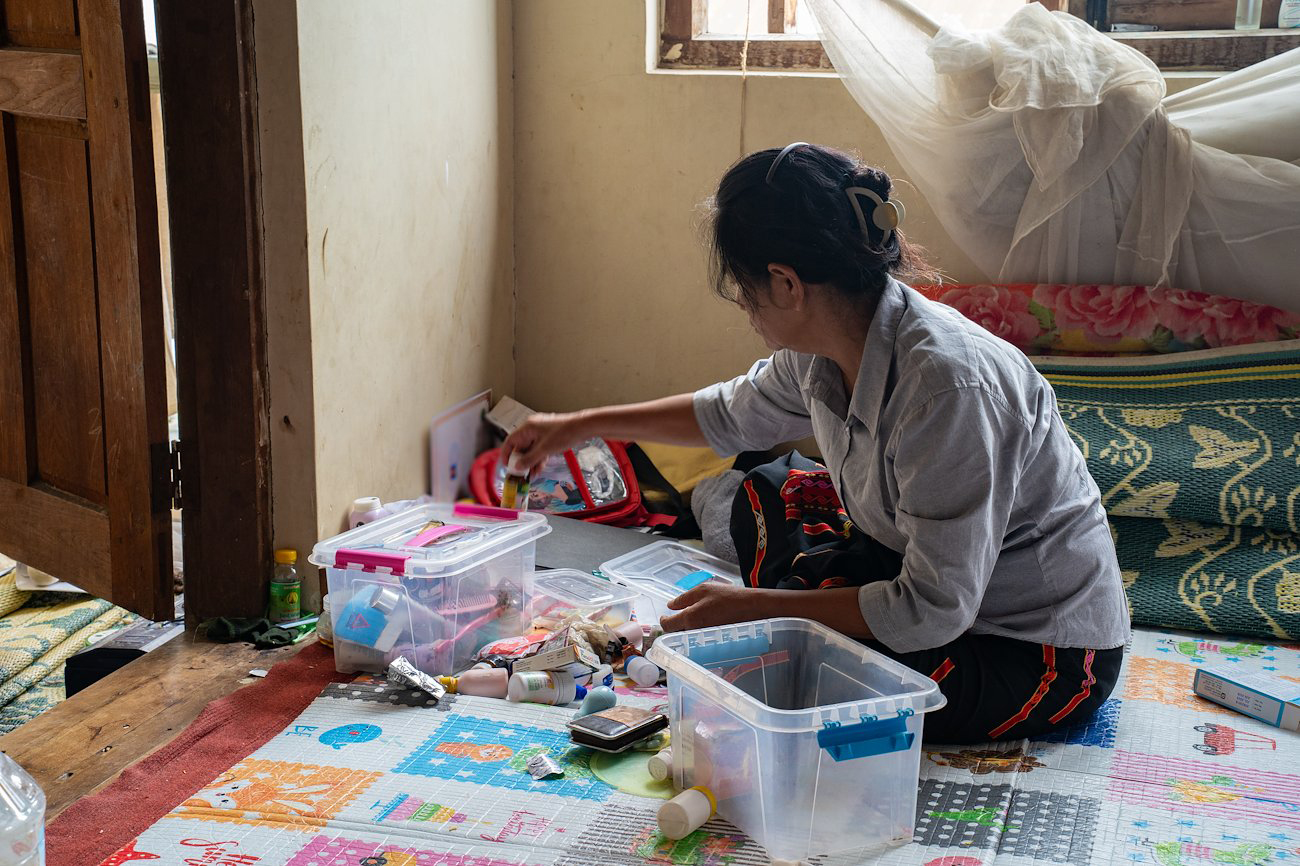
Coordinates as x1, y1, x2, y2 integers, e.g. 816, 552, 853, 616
269, 548, 302, 624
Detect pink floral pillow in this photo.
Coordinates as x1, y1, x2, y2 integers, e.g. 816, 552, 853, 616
915, 283, 1300, 355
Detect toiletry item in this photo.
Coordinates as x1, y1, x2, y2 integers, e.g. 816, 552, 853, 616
507, 669, 587, 706
436, 668, 509, 699
501, 454, 531, 511
334, 584, 406, 652
348, 496, 390, 529
626, 654, 663, 688
567, 705, 669, 753
1281, 0, 1300, 27
658, 787, 716, 840
614, 621, 644, 650
1236, 0, 1263, 29
576, 685, 618, 717
269, 549, 302, 624
647, 747, 673, 782
0, 752, 43, 866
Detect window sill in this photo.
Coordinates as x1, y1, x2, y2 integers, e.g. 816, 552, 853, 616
656, 28, 1300, 73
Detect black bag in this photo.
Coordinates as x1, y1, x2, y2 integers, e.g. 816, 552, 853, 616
730, 451, 902, 590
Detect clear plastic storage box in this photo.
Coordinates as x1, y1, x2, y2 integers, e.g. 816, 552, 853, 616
311, 503, 550, 676
599, 541, 742, 624
647, 617, 946, 863
526, 569, 641, 630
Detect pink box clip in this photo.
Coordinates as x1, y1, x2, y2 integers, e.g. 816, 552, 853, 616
334, 548, 410, 576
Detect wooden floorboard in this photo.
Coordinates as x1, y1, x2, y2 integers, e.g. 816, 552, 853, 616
0, 630, 310, 819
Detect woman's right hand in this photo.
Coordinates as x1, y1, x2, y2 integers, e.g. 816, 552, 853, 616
501, 412, 590, 473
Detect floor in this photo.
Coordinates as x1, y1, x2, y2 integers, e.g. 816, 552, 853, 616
0, 631, 310, 820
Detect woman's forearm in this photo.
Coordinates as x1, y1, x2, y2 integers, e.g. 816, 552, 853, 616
573, 393, 709, 447
757, 586, 875, 639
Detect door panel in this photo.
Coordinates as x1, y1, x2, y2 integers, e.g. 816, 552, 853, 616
0, 0, 171, 620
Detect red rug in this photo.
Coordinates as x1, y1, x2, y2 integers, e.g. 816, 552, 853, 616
48, 641, 350, 866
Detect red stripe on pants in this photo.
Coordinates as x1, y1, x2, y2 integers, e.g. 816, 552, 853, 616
988, 645, 1058, 738
1048, 649, 1097, 724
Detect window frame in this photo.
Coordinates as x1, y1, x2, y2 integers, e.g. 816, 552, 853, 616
657, 0, 1300, 72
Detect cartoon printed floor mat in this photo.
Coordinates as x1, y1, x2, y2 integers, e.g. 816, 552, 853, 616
99, 625, 1300, 866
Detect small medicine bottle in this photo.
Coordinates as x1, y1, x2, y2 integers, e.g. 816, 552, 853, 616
501, 454, 531, 511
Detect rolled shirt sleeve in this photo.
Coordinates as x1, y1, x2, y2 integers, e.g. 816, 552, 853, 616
693, 351, 814, 457
858, 386, 1032, 653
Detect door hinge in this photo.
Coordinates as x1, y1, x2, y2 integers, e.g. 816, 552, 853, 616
168, 440, 183, 511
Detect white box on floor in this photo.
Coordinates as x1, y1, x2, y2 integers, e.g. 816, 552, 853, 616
1193, 665, 1300, 731
310, 503, 549, 676
647, 617, 946, 863
599, 541, 742, 624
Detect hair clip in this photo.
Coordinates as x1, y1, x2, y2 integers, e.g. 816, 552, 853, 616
765, 141, 809, 185
845, 186, 905, 246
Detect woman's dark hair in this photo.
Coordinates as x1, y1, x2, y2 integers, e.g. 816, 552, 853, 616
706, 143, 930, 310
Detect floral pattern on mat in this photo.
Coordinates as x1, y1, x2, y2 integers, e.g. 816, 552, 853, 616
915, 283, 1300, 355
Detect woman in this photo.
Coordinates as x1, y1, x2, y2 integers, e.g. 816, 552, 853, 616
503, 143, 1129, 743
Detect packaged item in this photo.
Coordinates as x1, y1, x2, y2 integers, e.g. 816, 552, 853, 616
658, 786, 716, 841
269, 548, 303, 624
348, 496, 391, 529
1193, 665, 1300, 730
525, 752, 565, 780
647, 747, 673, 782
626, 654, 663, 687
507, 670, 587, 706
511, 625, 602, 679
386, 657, 447, 702
501, 454, 531, 511
436, 668, 509, 699
566, 705, 669, 753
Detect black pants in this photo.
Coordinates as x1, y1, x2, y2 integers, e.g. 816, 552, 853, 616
730, 452, 1122, 745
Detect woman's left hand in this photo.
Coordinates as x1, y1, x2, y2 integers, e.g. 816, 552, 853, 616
660, 583, 770, 633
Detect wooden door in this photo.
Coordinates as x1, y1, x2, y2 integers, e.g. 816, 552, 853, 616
0, 0, 172, 620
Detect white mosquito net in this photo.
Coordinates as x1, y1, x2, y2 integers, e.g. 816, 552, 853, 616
804, 0, 1300, 311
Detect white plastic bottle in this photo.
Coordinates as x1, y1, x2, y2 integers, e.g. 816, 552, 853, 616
348, 496, 390, 529
0, 752, 45, 866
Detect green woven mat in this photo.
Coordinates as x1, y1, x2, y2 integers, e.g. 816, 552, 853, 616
1036, 341, 1300, 534
1112, 516, 1300, 640
0, 572, 136, 733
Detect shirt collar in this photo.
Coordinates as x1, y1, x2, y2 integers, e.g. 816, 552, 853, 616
848, 277, 908, 437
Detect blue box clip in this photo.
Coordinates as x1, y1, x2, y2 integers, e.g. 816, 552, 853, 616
818, 708, 915, 761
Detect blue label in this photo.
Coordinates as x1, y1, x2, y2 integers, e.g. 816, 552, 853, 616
675, 570, 715, 592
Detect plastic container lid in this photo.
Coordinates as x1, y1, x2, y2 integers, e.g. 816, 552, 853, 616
599, 541, 742, 603
648, 617, 946, 733
531, 569, 641, 610
310, 502, 550, 578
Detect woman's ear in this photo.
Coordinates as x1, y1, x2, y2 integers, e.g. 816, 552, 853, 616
766, 263, 806, 311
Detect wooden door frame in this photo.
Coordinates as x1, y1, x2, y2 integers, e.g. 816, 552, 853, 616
155, 0, 271, 622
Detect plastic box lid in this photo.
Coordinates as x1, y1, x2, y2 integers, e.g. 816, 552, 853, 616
648, 617, 946, 734
309, 503, 550, 578
530, 569, 641, 609
599, 541, 742, 602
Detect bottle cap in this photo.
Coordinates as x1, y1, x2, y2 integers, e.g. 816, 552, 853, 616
435, 676, 458, 694
274, 549, 297, 565
352, 496, 383, 513
657, 787, 716, 840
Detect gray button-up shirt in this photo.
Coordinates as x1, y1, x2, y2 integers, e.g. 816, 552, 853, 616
694, 278, 1129, 653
